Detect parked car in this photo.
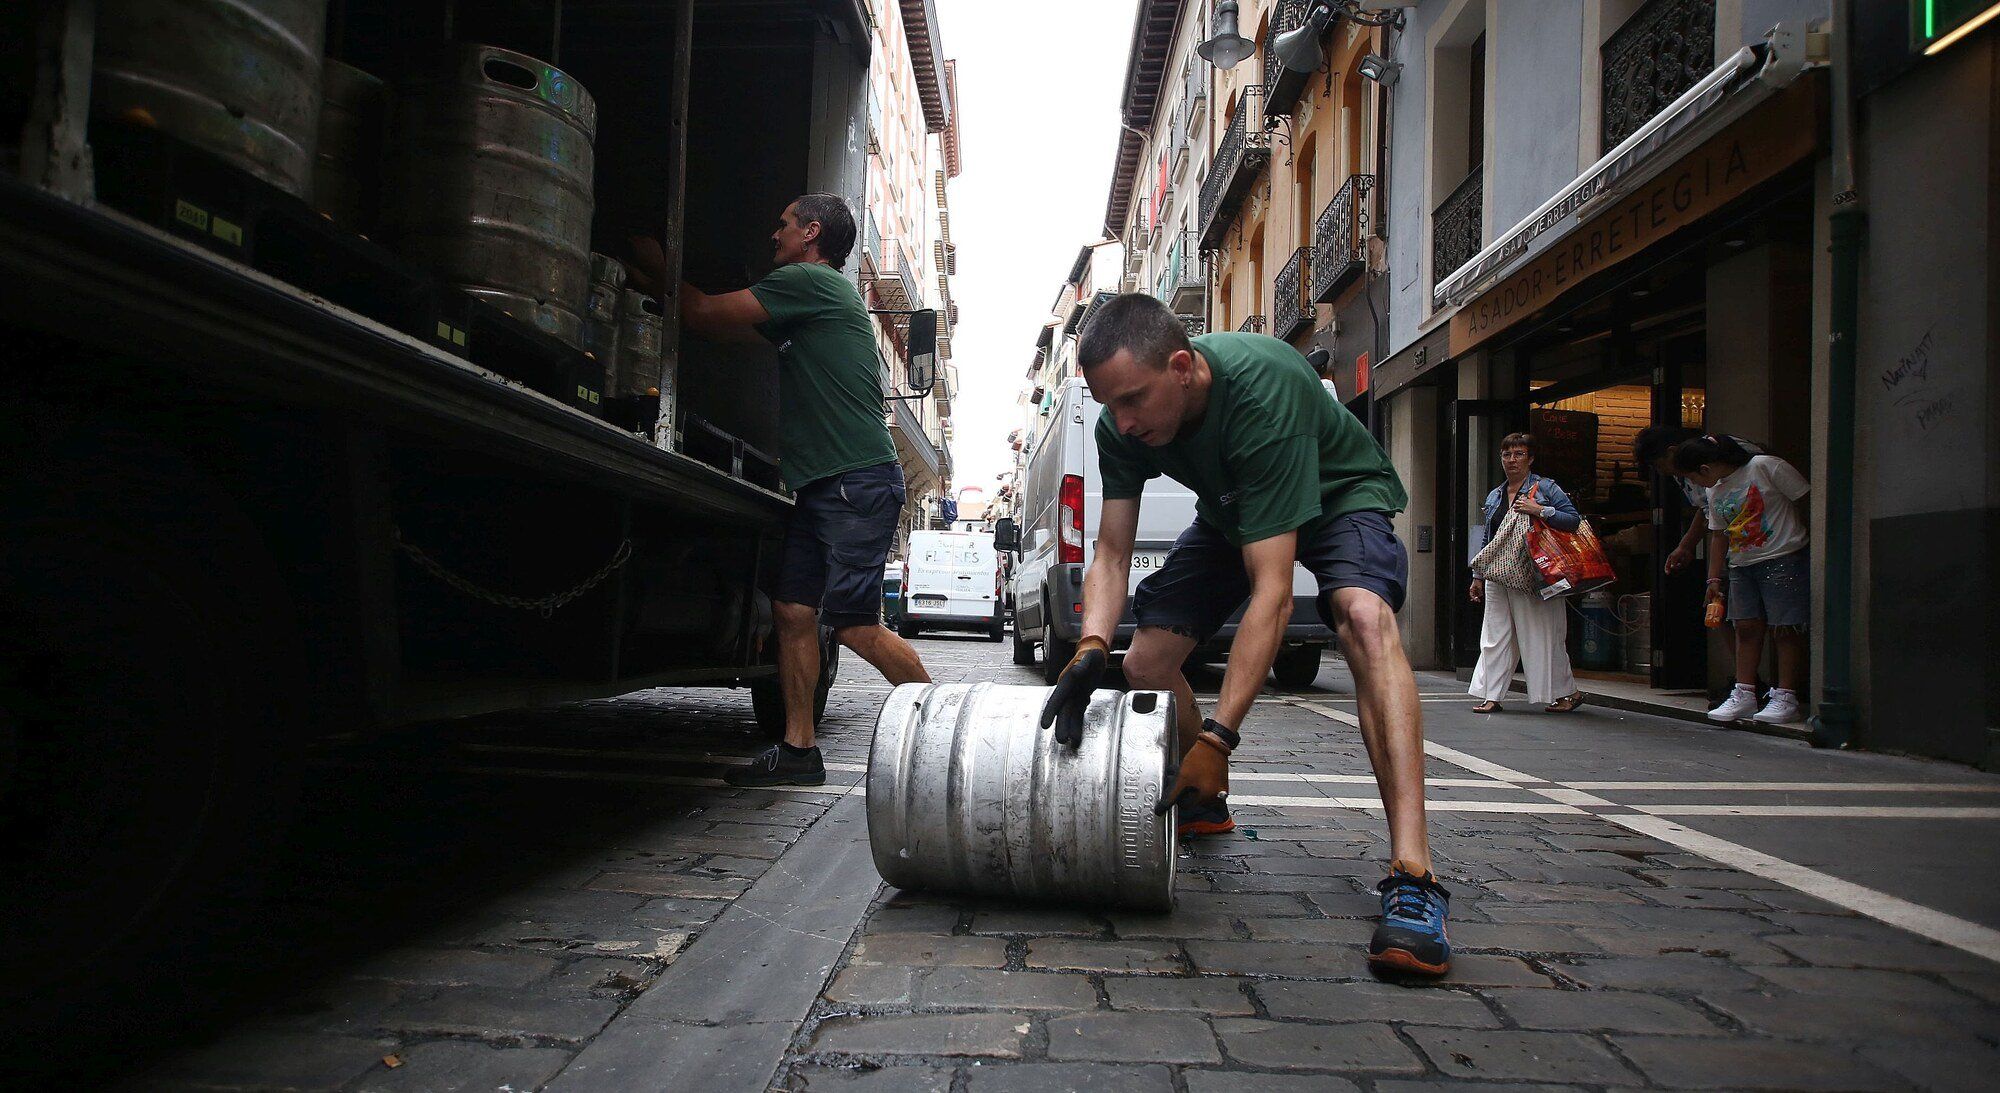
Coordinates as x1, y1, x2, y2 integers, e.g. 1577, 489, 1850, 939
1002, 378, 1334, 687
900, 530, 1005, 641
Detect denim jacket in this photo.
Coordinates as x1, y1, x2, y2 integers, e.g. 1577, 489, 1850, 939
1481, 473, 1582, 542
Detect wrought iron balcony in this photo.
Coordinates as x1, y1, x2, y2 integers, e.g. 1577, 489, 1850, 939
1602, 0, 1716, 152
1180, 315, 1207, 338
860, 215, 881, 278
882, 352, 942, 482
872, 239, 918, 310
1432, 167, 1482, 291
1273, 247, 1310, 342
1312, 174, 1374, 303
1183, 52, 1209, 125
1198, 86, 1271, 251
1263, 0, 1313, 118
1150, 230, 1204, 315
1237, 315, 1265, 334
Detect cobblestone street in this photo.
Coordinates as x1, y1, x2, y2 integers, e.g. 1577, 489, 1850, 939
122, 635, 2000, 1092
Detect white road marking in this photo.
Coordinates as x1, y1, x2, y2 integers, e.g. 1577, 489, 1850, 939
1275, 687, 2000, 965
1419, 740, 1547, 785
1230, 794, 1585, 815
1636, 804, 2000, 819
1231, 771, 1513, 789
1568, 780, 2000, 793
1607, 814, 2000, 965
1529, 787, 1620, 807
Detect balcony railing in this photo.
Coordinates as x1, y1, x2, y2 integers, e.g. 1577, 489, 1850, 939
873, 240, 918, 310
1237, 315, 1265, 334
1198, 86, 1271, 250
1601, 0, 1717, 152
860, 215, 882, 278
1263, 0, 1313, 118
882, 353, 942, 482
1273, 247, 1310, 342
1311, 174, 1373, 303
1168, 229, 1206, 316
1432, 167, 1482, 291
1180, 315, 1207, 338
1183, 51, 1208, 124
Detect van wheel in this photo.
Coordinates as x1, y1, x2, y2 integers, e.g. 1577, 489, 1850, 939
751, 626, 837, 738
1043, 631, 1076, 686
986, 618, 1005, 643
897, 619, 919, 640
1273, 646, 1324, 690
1011, 619, 1037, 666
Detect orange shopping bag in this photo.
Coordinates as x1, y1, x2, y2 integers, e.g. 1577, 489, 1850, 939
1526, 518, 1615, 600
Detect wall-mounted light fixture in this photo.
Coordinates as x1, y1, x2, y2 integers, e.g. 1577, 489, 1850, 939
1357, 53, 1402, 87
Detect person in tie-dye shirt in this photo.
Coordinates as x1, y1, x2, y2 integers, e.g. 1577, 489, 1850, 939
1675, 436, 1811, 726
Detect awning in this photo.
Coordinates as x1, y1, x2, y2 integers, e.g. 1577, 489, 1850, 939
1434, 44, 1780, 309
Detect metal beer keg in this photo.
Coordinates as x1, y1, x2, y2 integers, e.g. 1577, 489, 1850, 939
312, 59, 387, 231
867, 682, 1176, 911
386, 45, 597, 347
94, 0, 329, 197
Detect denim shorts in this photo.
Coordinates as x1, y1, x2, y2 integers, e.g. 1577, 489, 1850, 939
1728, 550, 1810, 629
773, 462, 905, 630
1131, 510, 1408, 643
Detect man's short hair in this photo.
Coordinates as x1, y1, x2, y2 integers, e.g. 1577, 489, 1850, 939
793, 193, 857, 267
1077, 293, 1193, 371
1633, 424, 1700, 465
1500, 432, 1535, 456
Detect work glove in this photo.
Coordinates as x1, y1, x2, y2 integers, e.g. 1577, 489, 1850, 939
1039, 636, 1110, 749
1154, 719, 1236, 815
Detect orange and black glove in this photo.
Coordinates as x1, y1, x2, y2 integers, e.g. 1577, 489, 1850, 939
1154, 719, 1237, 815
1039, 636, 1110, 749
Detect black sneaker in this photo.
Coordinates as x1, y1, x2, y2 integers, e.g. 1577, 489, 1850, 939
723, 743, 826, 787
1176, 797, 1236, 837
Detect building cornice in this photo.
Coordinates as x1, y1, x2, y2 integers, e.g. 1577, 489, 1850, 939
1102, 0, 1188, 236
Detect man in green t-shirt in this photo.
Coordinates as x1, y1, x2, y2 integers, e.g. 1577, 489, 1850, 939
1040, 293, 1451, 978
670, 194, 930, 787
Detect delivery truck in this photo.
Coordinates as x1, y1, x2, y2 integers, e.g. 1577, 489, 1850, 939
0, 0, 926, 1033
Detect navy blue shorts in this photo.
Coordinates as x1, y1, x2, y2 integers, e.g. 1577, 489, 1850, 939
1131, 510, 1408, 643
773, 462, 905, 630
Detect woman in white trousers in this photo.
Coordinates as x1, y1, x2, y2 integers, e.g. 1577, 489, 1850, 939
1468, 434, 1585, 714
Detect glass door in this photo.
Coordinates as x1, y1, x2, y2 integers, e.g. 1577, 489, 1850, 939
1445, 398, 1527, 671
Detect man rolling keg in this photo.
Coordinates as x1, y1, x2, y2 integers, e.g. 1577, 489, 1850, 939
648, 194, 931, 786
1040, 293, 1450, 977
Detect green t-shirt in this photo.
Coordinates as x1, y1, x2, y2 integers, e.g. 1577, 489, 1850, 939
749, 262, 898, 490
1096, 332, 1407, 546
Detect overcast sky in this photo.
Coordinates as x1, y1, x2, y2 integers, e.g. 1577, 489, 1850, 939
938, 0, 1141, 498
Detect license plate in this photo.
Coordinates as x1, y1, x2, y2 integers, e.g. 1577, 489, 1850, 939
1131, 552, 1169, 572
914, 595, 947, 606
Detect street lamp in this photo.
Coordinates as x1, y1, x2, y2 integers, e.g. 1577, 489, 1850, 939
1197, 1, 1256, 70
1273, 2, 1337, 72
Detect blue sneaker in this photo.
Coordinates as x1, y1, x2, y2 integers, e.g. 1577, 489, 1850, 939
1370, 861, 1452, 977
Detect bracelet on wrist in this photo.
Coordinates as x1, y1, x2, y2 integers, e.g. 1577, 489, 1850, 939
1200, 718, 1241, 751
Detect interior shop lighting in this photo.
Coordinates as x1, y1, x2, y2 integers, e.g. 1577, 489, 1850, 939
1924, 2, 2000, 54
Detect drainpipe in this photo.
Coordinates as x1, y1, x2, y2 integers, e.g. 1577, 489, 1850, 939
1810, 0, 1860, 749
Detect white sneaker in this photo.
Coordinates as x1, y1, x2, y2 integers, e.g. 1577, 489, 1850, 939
1753, 689, 1803, 725
1709, 686, 1760, 722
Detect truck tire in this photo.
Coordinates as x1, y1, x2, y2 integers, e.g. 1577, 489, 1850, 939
898, 618, 919, 639
0, 430, 307, 1047
1043, 630, 1077, 686
1011, 615, 1037, 665
1273, 646, 1324, 690
751, 626, 838, 738
986, 616, 1006, 643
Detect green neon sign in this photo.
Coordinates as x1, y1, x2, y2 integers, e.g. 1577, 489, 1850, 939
1913, 0, 2000, 53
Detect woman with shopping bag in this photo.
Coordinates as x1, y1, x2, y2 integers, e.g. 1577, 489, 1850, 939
1467, 433, 1586, 714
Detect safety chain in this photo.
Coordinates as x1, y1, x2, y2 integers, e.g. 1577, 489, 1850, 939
392, 527, 633, 618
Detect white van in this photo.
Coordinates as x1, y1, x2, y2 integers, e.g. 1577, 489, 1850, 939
1003, 378, 1333, 686
899, 530, 1004, 641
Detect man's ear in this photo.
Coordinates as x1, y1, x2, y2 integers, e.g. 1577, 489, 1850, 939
800, 219, 822, 245
1167, 347, 1194, 379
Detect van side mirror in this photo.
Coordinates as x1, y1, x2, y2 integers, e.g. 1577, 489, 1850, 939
906, 309, 938, 394
994, 517, 1018, 553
